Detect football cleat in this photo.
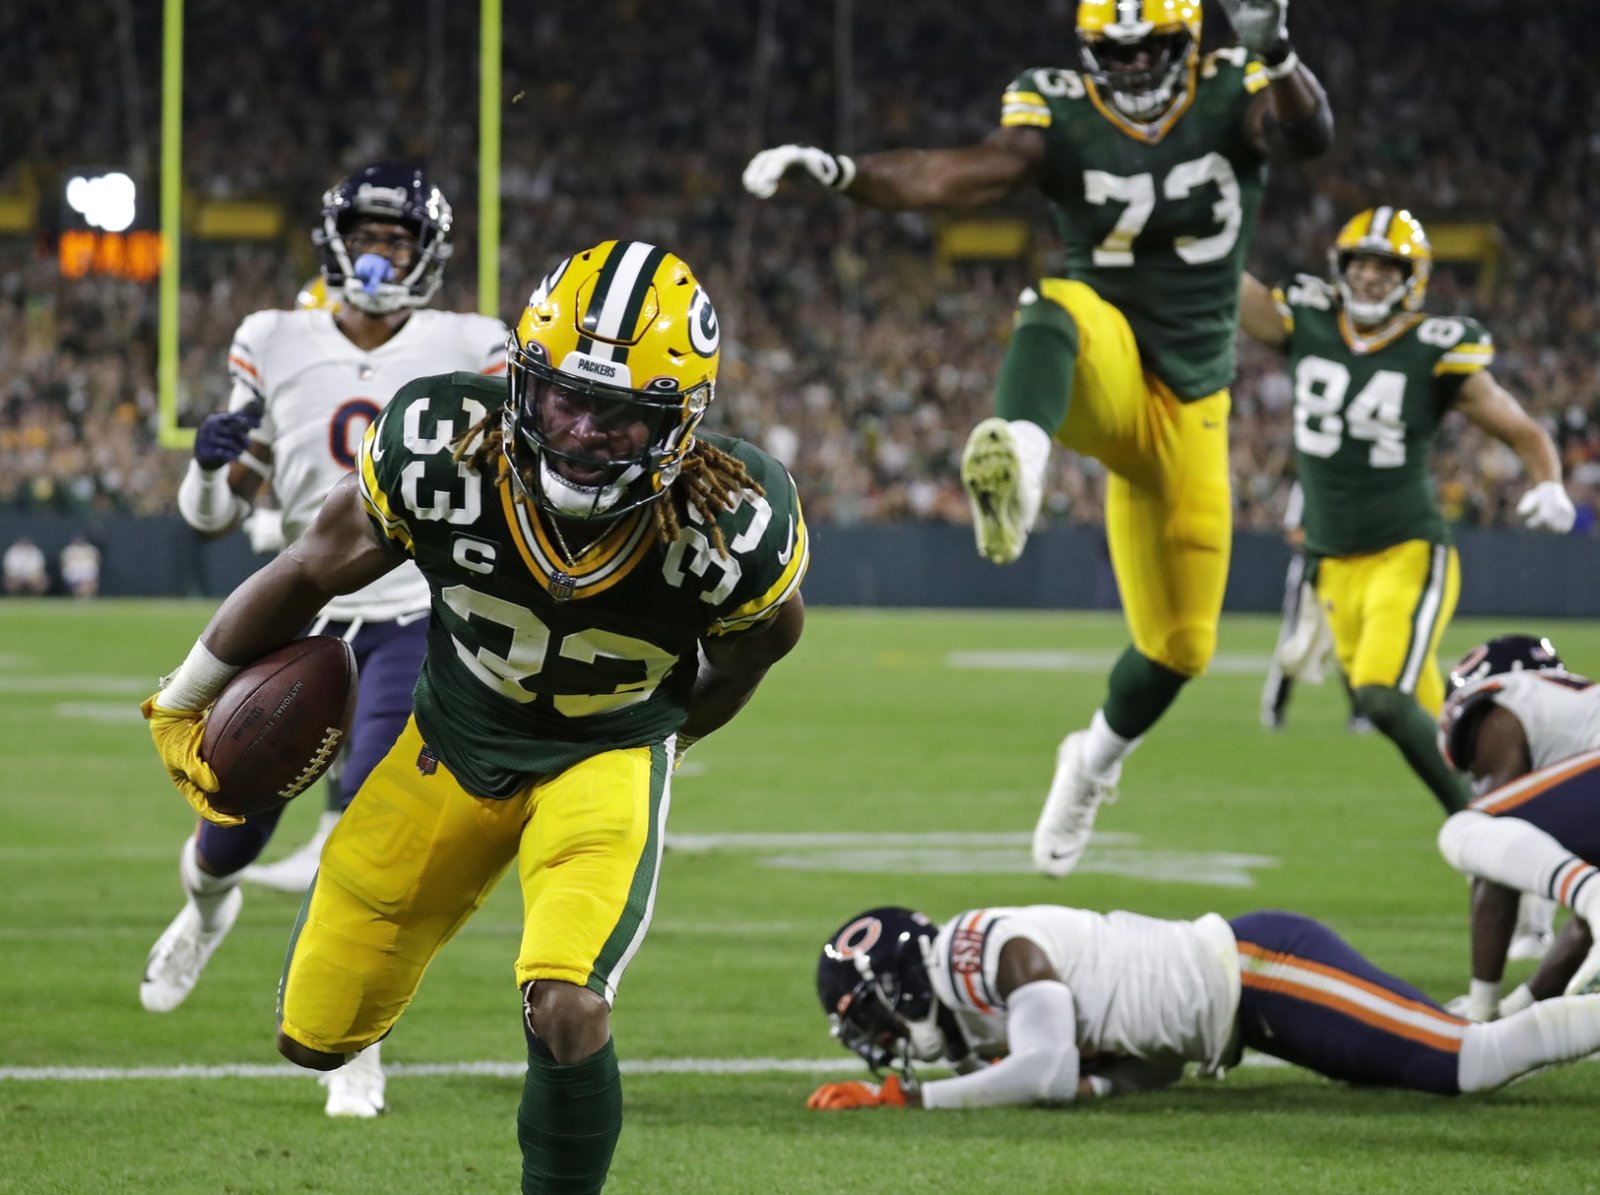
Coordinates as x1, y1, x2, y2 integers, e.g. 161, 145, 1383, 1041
960, 418, 1043, 565
240, 811, 338, 893
139, 888, 243, 1013
1032, 731, 1119, 878
1507, 894, 1556, 963
321, 1043, 387, 1118
1562, 940, 1600, 999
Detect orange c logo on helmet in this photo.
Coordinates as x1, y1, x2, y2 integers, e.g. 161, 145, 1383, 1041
831, 915, 883, 960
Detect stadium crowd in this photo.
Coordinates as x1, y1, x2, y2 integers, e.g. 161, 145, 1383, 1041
2, 0, 1598, 531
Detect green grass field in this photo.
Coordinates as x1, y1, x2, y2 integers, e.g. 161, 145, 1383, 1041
3, 600, 1598, 1194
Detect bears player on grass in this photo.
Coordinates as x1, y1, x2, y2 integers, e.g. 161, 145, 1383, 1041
144, 162, 506, 1118
745, 0, 1332, 878
1436, 635, 1600, 1019
143, 241, 807, 1194
806, 902, 1600, 1111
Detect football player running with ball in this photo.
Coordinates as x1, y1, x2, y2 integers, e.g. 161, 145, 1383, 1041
1238, 209, 1573, 818
745, 0, 1333, 876
806, 903, 1600, 1111
144, 163, 507, 1118
144, 241, 808, 1193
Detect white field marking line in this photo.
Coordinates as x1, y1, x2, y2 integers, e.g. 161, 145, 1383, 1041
0, 676, 151, 695
665, 831, 1138, 850
0, 919, 824, 940
0, 1053, 1328, 1084
947, 650, 1272, 675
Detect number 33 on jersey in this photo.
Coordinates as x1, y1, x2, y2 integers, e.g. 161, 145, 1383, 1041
356, 371, 809, 798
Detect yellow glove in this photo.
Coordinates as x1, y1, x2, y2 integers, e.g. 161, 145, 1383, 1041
141, 696, 244, 827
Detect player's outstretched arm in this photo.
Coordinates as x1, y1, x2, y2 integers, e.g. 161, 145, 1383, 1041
1227, 0, 1333, 161
675, 596, 805, 764
1237, 274, 1290, 349
1454, 373, 1574, 533
744, 127, 1044, 212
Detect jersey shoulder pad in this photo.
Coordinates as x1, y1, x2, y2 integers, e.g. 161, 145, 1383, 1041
227, 308, 291, 399
930, 909, 1017, 1015
688, 435, 808, 635
1280, 274, 1336, 313
1417, 314, 1494, 376
434, 310, 511, 374
358, 372, 501, 553
1000, 67, 1087, 128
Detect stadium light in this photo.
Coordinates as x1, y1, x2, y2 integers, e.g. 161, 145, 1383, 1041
65, 171, 137, 233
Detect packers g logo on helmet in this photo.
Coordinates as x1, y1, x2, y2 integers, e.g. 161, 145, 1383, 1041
1076, 0, 1202, 124
1329, 207, 1433, 326
505, 240, 719, 521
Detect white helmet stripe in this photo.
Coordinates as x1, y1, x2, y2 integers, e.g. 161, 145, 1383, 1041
1370, 206, 1394, 241
590, 240, 659, 346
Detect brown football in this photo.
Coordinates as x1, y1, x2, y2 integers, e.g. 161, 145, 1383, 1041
199, 636, 358, 818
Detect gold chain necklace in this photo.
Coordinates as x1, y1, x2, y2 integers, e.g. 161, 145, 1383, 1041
542, 513, 594, 603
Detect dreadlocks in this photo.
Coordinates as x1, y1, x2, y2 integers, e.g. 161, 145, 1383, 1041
451, 409, 762, 556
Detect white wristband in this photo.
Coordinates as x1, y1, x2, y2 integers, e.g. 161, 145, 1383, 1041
1262, 48, 1300, 80
157, 641, 241, 711
832, 154, 857, 192
178, 459, 250, 533
1085, 1075, 1113, 1099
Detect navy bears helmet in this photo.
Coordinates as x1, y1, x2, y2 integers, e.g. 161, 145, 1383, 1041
313, 162, 453, 315
1439, 635, 1565, 770
816, 907, 960, 1076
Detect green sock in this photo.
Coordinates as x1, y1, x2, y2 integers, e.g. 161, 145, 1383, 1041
1353, 685, 1471, 815
993, 291, 1079, 433
518, 1038, 623, 1195
1102, 647, 1189, 740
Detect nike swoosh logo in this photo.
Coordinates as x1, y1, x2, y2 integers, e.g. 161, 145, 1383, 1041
777, 516, 796, 565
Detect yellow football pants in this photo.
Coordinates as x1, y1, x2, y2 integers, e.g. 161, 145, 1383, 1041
1315, 539, 1461, 715
1040, 277, 1232, 677
278, 716, 669, 1055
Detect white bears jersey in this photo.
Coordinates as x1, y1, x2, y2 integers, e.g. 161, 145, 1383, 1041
928, 906, 1241, 1072
1481, 670, 1600, 771
226, 307, 508, 621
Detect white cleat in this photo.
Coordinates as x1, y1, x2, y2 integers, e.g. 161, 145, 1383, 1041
1508, 894, 1556, 963
241, 814, 336, 893
960, 418, 1042, 565
1031, 731, 1119, 878
139, 888, 243, 1013
321, 1044, 386, 1118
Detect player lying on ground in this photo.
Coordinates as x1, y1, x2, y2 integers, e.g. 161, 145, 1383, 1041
1436, 634, 1600, 1019
807, 903, 1600, 1110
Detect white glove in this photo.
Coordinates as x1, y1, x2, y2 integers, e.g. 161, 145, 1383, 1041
1516, 480, 1576, 534
742, 145, 856, 199
1216, 0, 1289, 55
242, 508, 286, 554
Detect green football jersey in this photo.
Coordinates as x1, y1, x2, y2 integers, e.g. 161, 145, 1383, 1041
1001, 49, 1270, 399
1274, 277, 1495, 558
357, 371, 809, 798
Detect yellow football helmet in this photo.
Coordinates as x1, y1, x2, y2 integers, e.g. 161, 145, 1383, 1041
294, 275, 339, 312
1328, 207, 1432, 325
1077, 0, 1202, 121
505, 240, 720, 520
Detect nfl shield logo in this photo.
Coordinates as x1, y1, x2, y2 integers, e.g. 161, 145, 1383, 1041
549, 571, 575, 602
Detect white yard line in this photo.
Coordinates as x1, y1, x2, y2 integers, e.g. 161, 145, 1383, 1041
0, 1054, 1313, 1083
